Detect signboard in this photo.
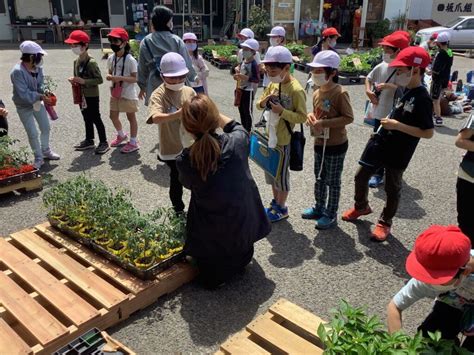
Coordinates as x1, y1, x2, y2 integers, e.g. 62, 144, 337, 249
432, 1, 474, 25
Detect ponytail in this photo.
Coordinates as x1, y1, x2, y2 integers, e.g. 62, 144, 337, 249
182, 95, 222, 181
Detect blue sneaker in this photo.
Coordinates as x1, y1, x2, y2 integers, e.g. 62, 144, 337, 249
265, 199, 278, 214
267, 204, 289, 223
315, 215, 337, 230
301, 206, 323, 220
368, 175, 384, 188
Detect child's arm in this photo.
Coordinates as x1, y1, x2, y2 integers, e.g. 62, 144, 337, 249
456, 129, 474, 151
387, 300, 403, 333
256, 86, 276, 110
381, 119, 434, 139
81, 60, 103, 87
11, 70, 42, 104
365, 69, 379, 104
149, 110, 182, 124
109, 72, 137, 84
319, 91, 354, 128
197, 56, 209, 78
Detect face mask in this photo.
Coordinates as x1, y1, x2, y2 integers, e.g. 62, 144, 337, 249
312, 73, 329, 86
71, 47, 84, 56
269, 37, 280, 47
164, 81, 185, 91
242, 50, 253, 60
110, 44, 122, 53
330, 39, 337, 48
36, 58, 44, 68
397, 69, 412, 87
186, 43, 197, 51
268, 73, 285, 83
167, 19, 173, 31
382, 53, 394, 63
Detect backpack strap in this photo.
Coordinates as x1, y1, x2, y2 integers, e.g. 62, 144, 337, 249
279, 83, 304, 135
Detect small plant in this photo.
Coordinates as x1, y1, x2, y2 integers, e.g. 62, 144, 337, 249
129, 39, 140, 60
248, 5, 271, 40
285, 43, 307, 57
0, 136, 34, 180
367, 19, 391, 40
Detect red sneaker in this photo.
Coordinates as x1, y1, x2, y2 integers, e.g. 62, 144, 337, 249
341, 206, 372, 221
371, 223, 391, 242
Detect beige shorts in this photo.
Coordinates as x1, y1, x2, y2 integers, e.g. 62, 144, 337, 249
110, 97, 139, 113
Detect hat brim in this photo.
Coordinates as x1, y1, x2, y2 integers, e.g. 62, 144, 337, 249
267, 33, 281, 37
388, 58, 409, 67
307, 62, 327, 68
262, 59, 292, 64
240, 43, 257, 51
379, 40, 395, 47
236, 33, 247, 39
161, 69, 189, 77
405, 251, 460, 285
64, 38, 80, 44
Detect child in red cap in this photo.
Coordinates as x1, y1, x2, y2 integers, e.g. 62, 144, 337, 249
387, 225, 474, 350
342, 46, 434, 241
107, 28, 140, 153
65, 30, 109, 154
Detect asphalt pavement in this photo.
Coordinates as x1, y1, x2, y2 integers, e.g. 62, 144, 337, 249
0, 45, 472, 353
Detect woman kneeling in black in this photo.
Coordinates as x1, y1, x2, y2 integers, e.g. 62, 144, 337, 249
176, 94, 271, 288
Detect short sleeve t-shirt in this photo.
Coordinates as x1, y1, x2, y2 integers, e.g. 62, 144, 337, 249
381, 86, 434, 170
367, 62, 402, 119
392, 278, 440, 311
239, 59, 259, 91
107, 54, 139, 100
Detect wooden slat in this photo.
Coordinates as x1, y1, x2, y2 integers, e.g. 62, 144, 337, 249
0, 238, 99, 326
0, 272, 68, 346
10, 230, 127, 309
269, 298, 326, 338
246, 314, 323, 354
0, 177, 42, 195
220, 329, 270, 355
0, 318, 32, 355
35, 223, 150, 294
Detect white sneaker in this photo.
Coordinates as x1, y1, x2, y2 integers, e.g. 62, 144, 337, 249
42, 148, 60, 160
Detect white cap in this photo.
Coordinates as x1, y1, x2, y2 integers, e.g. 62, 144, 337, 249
240, 38, 259, 52
20, 40, 47, 55
237, 28, 254, 39
183, 32, 197, 41
262, 46, 293, 64
435, 31, 450, 43
307, 50, 341, 69
267, 26, 286, 37
160, 52, 189, 77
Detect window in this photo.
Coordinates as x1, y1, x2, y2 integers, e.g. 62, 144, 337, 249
62, 0, 79, 15
462, 19, 474, 30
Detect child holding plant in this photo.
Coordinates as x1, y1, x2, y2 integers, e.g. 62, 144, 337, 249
65, 30, 109, 154
183, 32, 209, 95
147, 52, 195, 214
10, 41, 60, 169
107, 28, 140, 153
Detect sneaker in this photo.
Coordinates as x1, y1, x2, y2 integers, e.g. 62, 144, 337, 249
110, 134, 128, 147
95, 142, 110, 155
341, 206, 373, 222
120, 142, 139, 153
371, 223, 391, 241
368, 175, 384, 188
315, 215, 337, 230
33, 158, 44, 170
301, 206, 323, 220
434, 116, 444, 127
265, 199, 278, 214
42, 148, 60, 160
267, 204, 289, 223
74, 140, 95, 151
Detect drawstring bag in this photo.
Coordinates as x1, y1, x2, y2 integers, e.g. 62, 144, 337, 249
111, 54, 127, 99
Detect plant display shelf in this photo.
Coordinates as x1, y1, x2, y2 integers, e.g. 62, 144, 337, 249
217, 298, 326, 354
0, 171, 42, 195
0, 222, 196, 355
338, 74, 367, 86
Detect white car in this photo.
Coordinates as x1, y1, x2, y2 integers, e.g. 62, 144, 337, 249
416, 16, 474, 49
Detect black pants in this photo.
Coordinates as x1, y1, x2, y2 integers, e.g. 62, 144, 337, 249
457, 177, 474, 244
165, 160, 184, 212
0, 116, 7, 137
372, 120, 384, 178
354, 164, 404, 226
81, 96, 107, 143
419, 301, 474, 351
238, 90, 254, 132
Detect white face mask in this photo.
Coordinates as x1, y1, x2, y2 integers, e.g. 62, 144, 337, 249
269, 37, 280, 47
36, 58, 44, 68
167, 19, 173, 31
312, 73, 329, 87
242, 50, 254, 60
72, 47, 84, 56
397, 69, 412, 87
382, 53, 394, 63
164, 81, 185, 91
268, 70, 287, 84
329, 39, 337, 48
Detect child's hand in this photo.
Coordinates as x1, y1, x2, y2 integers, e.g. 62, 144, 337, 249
306, 112, 317, 126
380, 117, 398, 131
72, 77, 85, 85
269, 100, 284, 114
0, 108, 8, 117
42, 96, 54, 106
138, 89, 146, 100
366, 90, 378, 105
106, 74, 113, 81
68, 77, 75, 84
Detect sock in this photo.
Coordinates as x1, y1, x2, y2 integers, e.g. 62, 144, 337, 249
117, 130, 125, 137
130, 137, 137, 145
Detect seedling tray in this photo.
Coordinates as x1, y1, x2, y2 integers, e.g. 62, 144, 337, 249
0, 168, 40, 187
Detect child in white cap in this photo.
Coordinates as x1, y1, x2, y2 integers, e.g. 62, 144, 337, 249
261, 26, 286, 89
10, 41, 60, 169
147, 52, 196, 213
234, 38, 260, 132
236, 28, 261, 67
183, 32, 209, 95
256, 46, 307, 223
303, 50, 354, 230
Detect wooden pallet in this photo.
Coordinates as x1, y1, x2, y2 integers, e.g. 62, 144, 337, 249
218, 298, 326, 354
0, 222, 196, 354
0, 176, 42, 195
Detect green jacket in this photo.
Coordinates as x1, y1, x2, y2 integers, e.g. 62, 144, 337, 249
74, 54, 103, 97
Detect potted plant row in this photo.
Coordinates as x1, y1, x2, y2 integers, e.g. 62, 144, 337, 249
43, 175, 186, 280
202, 45, 238, 69
0, 135, 40, 189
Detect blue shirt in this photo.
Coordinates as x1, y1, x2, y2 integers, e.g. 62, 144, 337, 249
10, 63, 44, 108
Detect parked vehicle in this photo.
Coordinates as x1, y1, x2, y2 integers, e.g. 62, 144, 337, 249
416, 16, 474, 49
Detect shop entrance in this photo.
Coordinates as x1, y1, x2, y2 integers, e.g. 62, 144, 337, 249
78, 0, 109, 25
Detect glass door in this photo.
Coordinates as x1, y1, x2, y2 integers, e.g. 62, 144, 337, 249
0, 0, 10, 41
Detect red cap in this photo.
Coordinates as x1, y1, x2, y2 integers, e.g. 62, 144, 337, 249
379, 33, 410, 50
64, 30, 90, 44
392, 30, 411, 40
406, 225, 471, 285
430, 32, 438, 40
108, 28, 129, 41
389, 46, 431, 68
322, 27, 341, 38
